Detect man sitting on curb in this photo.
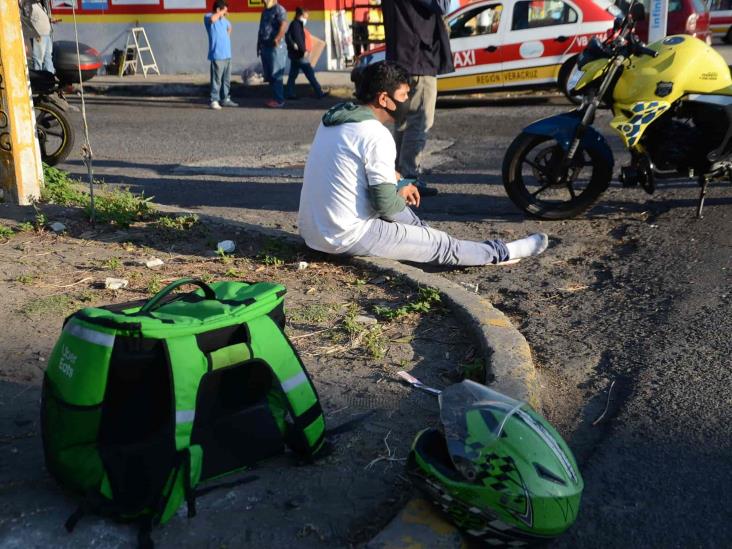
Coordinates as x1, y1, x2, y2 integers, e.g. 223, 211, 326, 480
297, 61, 548, 266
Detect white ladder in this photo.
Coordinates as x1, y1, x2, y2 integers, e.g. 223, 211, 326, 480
120, 27, 160, 78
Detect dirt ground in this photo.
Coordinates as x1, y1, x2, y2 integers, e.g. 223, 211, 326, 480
0, 203, 480, 548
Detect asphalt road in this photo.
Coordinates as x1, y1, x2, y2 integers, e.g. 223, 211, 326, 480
58, 69, 731, 547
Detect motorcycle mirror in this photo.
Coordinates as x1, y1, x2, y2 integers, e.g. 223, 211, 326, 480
629, 2, 646, 21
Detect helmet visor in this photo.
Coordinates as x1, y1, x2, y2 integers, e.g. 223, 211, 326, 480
438, 380, 526, 481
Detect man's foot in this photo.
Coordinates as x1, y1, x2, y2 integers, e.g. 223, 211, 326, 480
265, 99, 285, 108
316, 90, 330, 99
505, 233, 549, 261
220, 98, 239, 107
210, 101, 222, 110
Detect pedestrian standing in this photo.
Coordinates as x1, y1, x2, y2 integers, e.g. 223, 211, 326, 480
204, 0, 238, 110
257, 0, 288, 108
381, 0, 455, 197
25, 0, 58, 73
285, 8, 329, 100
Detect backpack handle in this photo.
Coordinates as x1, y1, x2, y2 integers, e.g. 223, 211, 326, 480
139, 277, 217, 315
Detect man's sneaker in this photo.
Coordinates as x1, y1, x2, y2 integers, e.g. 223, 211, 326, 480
210, 101, 222, 110
220, 98, 239, 107
316, 90, 330, 99
265, 99, 285, 108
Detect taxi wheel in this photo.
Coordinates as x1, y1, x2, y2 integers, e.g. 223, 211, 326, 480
558, 56, 582, 106
725, 28, 732, 44
502, 132, 611, 220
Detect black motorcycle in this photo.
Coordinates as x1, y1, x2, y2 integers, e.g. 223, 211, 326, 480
30, 41, 101, 166
30, 69, 75, 166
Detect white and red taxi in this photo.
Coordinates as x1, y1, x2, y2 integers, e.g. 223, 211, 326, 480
352, 0, 620, 95
710, 0, 732, 42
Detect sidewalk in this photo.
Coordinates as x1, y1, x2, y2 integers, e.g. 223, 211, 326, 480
82, 71, 354, 99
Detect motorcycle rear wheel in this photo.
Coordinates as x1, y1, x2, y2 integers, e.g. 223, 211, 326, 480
502, 132, 611, 220
34, 101, 75, 166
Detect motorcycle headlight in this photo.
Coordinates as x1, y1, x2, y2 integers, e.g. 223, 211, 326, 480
568, 68, 584, 91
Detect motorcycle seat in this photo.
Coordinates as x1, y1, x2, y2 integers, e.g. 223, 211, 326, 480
29, 70, 57, 94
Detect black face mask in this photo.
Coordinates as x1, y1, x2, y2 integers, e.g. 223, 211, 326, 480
384, 94, 410, 121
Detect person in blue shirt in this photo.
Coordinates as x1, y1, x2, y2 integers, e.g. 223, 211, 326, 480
257, 0, 288, 108
204, 0, 237, 110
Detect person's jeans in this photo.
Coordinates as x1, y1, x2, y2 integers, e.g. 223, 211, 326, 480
210, 58, 231, 103
394, 75, 438, 178
261, 44, 287, 104
346, 207, 509, 266
285, 57, 323, 98
32, 35, 54, 73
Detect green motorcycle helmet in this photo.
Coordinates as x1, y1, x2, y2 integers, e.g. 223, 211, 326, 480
407, 380, 583, 545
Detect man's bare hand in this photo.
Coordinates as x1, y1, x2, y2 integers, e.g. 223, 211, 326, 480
398, 184, 420, 208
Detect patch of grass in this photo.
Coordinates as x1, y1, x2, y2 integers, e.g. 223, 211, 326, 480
255, 238, 297, 266
41, 164, 87, 206
460, 358, 485, 382
16, 222, 34, 233
156, 214, 200, 232
341, 304, 364, 337
0, 224, 13, 239
146, 275, 163, 294
102, 257, 122, 270
89, 187, 155, 227
40, 165, 156, 227
373, 286, 442, 321
20, 294, 74, 316
363, 325, 388, 360
16, 274, 35, 285
216, 248, 233, 265
289, 303, 334, 324
34, 209, 48, 231
224, 267, 244, 278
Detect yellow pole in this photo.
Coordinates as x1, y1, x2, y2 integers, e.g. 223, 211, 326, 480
0, 0, 43, 205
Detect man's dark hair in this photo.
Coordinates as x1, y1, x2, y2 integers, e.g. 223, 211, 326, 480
295, 6, 308, 17
354, 61, 409, 104
212, 0, 227, 12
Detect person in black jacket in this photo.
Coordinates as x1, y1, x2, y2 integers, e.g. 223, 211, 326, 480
381, 0, 454, 196
285, 7, 329, 100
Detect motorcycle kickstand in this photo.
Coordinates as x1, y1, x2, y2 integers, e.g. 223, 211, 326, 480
696, 174, 709, 219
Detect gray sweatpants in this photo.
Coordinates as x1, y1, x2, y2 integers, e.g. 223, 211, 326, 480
346, 208, 509, 266
394, 75, 437, 178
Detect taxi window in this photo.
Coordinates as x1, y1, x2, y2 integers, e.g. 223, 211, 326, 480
512, 0, 579, 30
710, 0, 732, 9
450, 4, 504, 38
633, 0, 683, 13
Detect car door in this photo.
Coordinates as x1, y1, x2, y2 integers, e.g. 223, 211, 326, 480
438, 1, 506, 93
502, 0, 581, 87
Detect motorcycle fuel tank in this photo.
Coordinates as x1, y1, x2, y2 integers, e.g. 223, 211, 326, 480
613, 35, 732, 106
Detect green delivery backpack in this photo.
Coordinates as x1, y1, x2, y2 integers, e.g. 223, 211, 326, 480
41, 278, 326, 543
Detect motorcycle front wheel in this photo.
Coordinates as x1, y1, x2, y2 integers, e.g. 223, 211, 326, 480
34, 101, 75, 166
502, 132, 611, 220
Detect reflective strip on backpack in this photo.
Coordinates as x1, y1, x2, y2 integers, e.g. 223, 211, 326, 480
176, 410, 196, 424
64, 322, 115, 348
280, 371, 308, 394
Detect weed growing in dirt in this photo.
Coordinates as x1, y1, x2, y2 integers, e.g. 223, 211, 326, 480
16, 274, 35, 285
255, 238, 297, 266
17, 222, 34, 233
41, 164, 87, 206
102, 257, 122, 270
40, 165, 155, 227
460, 358, 485, 382
156, 214, 200, 232
20, 294, 74, 316
334, 304, 390, 359
216, 248, 233, 265
147, 276, 163, 294
0, 224, 13, 239
34, 209, 48, 231
373, 286, 442, 321
363, 325, 388, 359
90, 187, 155, 227
289, 303, 334, 324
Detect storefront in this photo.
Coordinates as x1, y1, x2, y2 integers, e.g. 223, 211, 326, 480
49, 0, 379, 74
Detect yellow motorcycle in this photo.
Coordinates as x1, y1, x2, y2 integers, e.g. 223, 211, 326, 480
502, 2, 732, 219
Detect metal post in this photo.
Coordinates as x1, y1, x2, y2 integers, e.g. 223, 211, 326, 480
648, 0, 669, 43
0, 0, 43, 205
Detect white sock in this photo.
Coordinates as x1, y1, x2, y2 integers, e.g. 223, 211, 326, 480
505, 233, 549, 260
